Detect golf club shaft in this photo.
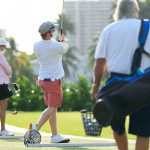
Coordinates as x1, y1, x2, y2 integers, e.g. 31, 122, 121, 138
61, 0, 64, 35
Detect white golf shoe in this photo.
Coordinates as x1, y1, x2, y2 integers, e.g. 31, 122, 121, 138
50, 134, 70, 143
0, 130, 14, 136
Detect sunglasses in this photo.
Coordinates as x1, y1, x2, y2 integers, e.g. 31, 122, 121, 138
49, 24, 56, 32
0, 45, 6, 48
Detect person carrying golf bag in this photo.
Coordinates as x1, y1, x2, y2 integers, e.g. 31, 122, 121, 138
91, 0, 150, 150
32, 21, 70, 143
0, 38, 14, 136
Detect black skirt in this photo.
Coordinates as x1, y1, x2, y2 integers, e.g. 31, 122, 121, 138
0, 84, 13, 100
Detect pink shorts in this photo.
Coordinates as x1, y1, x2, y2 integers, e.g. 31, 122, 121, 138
39, 79, 63, 108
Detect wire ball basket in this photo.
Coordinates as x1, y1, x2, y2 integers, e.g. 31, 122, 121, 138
81, 109, 102, 136
24, 129, 41, 146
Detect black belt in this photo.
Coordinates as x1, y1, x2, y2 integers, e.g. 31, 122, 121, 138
44, 78, 51, 82
110, 72, 132, 78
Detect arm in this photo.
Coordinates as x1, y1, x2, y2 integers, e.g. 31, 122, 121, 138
59, 34, 69, 51
91, 58, 106, 100
0, 54, 12, 77
60, 41, 69, 51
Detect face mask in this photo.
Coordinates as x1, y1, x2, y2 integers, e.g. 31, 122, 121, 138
52, 31, 57, 39
1, 49, 6, 54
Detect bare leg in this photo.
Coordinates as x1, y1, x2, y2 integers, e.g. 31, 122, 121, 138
135, 136, 149, 150
37, 107, 57, 130
49, 110, 58, 136
113, 131, 128, 150
0, 99, 7, 131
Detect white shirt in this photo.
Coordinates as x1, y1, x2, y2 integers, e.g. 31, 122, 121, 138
95, 18, 150, 74
33, 39, 67, 81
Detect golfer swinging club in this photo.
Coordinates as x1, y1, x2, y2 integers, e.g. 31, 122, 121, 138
32, 21, 70, 143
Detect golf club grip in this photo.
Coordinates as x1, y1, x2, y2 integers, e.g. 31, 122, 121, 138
61, 29, 63, 35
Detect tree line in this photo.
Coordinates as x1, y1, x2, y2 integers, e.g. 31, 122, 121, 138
8, 75, 97, 112
4, 0, 150, 111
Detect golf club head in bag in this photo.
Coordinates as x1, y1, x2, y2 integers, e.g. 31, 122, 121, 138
24, 130, 41, 146
8, 83, 19, 92
13, 83, 19, 91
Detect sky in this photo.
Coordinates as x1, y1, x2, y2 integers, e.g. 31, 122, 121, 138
0, 0, 64, 54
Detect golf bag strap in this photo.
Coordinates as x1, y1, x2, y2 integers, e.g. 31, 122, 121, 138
139, 19, 149, 46
131, 19, 150, 74
110, 72, 132, 78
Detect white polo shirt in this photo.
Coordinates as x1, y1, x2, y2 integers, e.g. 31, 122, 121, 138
33, 39, 67, 81
95, 18, 150, 74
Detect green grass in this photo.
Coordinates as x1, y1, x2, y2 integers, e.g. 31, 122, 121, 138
6, 111, 136, 140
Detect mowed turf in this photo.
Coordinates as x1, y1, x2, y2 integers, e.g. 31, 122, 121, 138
6, 111, 136, 140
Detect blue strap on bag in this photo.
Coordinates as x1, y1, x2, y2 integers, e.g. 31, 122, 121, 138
131, 19, 150, 75
139, 19, 149, 45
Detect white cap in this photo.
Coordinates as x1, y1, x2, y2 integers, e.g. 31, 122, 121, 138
0, 38, 11, 48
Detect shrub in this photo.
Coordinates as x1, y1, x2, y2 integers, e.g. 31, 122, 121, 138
8, 75, 94, 111
8, 76, 45, 111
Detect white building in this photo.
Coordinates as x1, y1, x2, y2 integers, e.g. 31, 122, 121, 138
64, 0, 115, 82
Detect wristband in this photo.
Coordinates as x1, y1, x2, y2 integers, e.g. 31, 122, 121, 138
58, 40, 65, 42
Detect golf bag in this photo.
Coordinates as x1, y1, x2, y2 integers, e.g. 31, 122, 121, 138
93, 19, 150, 127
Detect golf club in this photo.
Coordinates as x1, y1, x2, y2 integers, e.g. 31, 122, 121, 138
61, 0, 64, 35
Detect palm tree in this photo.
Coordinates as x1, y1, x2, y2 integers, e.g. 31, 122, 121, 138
56, 12, 79, 78
87, 31, 101, 69
5, 38, 36, 83
87, 31, 109, 80
56, 12, 75, 35
5, 37, 19, 82
17, 52, 37, 83
62, 46, 79, 77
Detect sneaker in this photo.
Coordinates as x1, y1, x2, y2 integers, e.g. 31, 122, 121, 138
30, 123, 38, 131
50, 134, 70, 143
0, 130, 14, 136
